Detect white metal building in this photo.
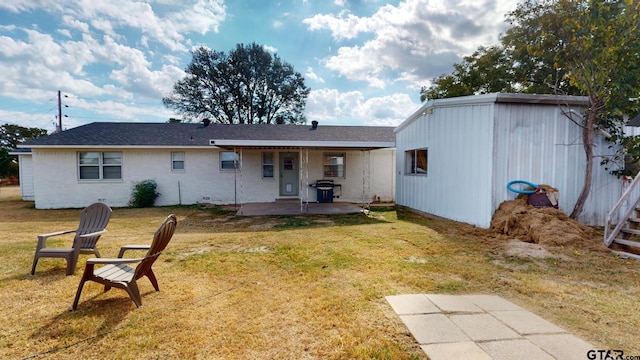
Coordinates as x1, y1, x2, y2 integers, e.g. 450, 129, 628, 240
395, 93, 630, 228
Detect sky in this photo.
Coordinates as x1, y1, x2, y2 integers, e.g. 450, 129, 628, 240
0, 0, 520, 133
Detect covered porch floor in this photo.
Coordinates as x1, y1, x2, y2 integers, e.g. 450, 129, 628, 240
236, 200, 368, 216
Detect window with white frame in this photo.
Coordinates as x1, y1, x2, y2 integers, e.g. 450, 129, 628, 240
78, 151, 122, 180
262, 152, 274, 178
171, 152, 185, 171
220, 151, 239, 170
405, 148, 428, 175
323, 153, 345, 178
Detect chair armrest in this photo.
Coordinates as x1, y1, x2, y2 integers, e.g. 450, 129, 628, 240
78, 229, 108, 238
36, 230, 76, 249
86, 257, 143, 265
38, 229, 76, 239
118, 244, 151, 258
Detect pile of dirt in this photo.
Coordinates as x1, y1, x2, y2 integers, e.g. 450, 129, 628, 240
490, 197, 599, 248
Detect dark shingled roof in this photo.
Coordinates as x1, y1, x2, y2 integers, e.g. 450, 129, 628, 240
19, 122, 395, 148
627, 113, 640, 127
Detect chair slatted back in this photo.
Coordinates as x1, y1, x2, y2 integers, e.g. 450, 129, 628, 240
75, 202, 112, 250
134, 214, 177, 280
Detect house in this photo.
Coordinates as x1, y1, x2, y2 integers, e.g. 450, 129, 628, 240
16, 121, 396, 210
395, 92, 630, 228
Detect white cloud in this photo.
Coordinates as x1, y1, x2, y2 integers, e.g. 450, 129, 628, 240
303, 11, 374, 41
0, 0, 227, 129
61, 15, 90, 33
305, 0, 518, 88
263, 45, 279, 53
305, 67, 325, 84
306, 88, 418, 125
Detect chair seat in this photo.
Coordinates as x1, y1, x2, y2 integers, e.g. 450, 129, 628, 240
94, 264, 135, 283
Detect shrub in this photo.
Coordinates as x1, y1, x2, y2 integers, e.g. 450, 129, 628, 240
129, 179, 160, 208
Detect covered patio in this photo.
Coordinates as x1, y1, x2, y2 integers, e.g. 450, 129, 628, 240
209, 122, 396, 213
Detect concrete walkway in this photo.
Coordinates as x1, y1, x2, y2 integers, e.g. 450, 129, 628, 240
386, 294, 595, 360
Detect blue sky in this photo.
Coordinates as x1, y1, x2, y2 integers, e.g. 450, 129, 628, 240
0, 0, 519, 132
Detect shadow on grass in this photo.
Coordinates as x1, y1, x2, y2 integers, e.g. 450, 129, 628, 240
26, 297, 134, 358
0, 267, 72, 283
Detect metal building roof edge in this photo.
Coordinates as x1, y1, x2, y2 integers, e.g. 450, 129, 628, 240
396, 93, 590, 133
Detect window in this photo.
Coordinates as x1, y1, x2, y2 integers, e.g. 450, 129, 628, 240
405, 148, 428, 175
262, 152, 274, 178
79, 152, 122, 180
323, 153, 345, 178
220, 151, 239, 170
172, 152, 185, 170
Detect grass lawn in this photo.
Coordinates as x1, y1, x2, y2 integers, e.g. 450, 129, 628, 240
1, 185, 639, 359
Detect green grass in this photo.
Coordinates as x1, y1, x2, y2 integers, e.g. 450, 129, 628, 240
1, 186, 640, 358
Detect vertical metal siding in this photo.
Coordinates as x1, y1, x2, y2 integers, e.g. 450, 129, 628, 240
396, 102, 495, 226
492, 103, 628, 226
398, 98, 632, 228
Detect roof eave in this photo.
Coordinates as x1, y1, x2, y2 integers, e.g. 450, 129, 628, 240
210, 139, 395, 149
17, 144, 215, 149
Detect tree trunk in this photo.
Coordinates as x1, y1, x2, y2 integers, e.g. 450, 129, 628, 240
570, 103, 597, 220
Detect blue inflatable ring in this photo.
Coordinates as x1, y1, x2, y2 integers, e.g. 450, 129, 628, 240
507, 180, 539, 194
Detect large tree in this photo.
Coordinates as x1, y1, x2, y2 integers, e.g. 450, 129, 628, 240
420, 45, 519, 101
421, 0, 640, 220
0, 123, 48, 178
163, 43, 310, 124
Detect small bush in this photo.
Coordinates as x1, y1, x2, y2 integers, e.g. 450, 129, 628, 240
129, 179, 160, 208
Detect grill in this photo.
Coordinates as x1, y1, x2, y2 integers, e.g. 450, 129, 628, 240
312, 179, 340, 203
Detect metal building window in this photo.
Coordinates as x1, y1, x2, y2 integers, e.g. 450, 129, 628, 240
220, 151, 239, 170
323, 153, 345, 178
79, 152, 122, 180
405, 148, 428, 175
262, 152, 274, 178
171, 152, 185, 171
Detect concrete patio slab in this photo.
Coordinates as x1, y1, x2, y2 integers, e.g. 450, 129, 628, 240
399, 314, 470, 344
425, 294, 484, 313
478, 339, 556, 360
386, 294, 595, 359
385, 294, 440, 315
236, 201, 367, 216
490, 310, 565, 335
462, 294, 524, 312
450, 313, 520, 341
527, 334, 595, 360
421, 341, 493, 360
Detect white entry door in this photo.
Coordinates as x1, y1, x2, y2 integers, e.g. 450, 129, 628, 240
279, 152, 299, 196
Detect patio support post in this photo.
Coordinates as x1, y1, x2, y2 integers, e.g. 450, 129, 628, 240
299, 147, 309, 213
361, 150, 371, 211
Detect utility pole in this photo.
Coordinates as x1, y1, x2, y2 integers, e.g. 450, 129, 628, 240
56, 90, 62, 133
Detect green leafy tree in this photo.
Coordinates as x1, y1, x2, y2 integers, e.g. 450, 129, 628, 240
420, 46, 518, 101
506, 0, 640, 219
0, 124, 48, 178
163, 43, 310, 124
1, 123, 48, 150
420, 0, 640, 219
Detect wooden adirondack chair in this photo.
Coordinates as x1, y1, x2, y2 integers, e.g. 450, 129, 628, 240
30, 202, 112, 276
71, 214, 177, 309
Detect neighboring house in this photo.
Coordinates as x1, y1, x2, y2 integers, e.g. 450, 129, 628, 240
395, 92, 632, 228
16, 121, 396, 209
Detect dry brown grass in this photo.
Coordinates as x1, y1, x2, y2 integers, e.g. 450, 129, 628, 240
1, 185, 639, 359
